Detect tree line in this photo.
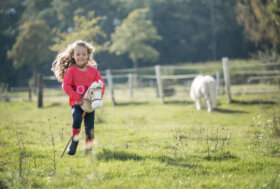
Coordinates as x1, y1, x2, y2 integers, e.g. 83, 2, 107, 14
0, 0, 279, 87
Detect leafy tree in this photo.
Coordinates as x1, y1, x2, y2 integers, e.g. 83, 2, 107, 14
51, 0, 74, 31
51, 11, 106, 53
0, 0, 26, 86
20, 0, 53, 22
212, 0, 256, 59
50, 0, 123, 33
20, 0, 58, 30
8, 20, 52, 87
237, 0, 280, 60
152, 0, 210, 63
151, 0, 254, 64
269, 0, 280, 25
109, 8, 161, 70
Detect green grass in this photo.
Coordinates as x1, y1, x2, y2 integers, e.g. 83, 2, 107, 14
1, 92, 280, 188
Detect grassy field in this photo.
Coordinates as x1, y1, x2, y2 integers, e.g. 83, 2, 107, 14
0, 91, 280, 188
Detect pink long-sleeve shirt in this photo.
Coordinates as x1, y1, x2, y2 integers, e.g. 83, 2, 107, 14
62, 65, 105, 106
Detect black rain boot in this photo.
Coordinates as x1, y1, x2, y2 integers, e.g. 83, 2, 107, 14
67, 138, 79, 155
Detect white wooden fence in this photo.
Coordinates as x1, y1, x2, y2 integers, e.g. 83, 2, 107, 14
101, 64, 221, 105
3, 58, 279, 106
99, 58, 280, 105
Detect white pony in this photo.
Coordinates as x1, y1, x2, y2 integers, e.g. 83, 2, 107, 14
190, 75, 216, 112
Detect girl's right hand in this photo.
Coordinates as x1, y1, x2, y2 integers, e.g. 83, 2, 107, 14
76, 100, 83, 106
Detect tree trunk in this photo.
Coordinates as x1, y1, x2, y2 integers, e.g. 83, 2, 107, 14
132, 58, 138, 74
209, 0, 217, 61
132, 58, 138, 87
29, 64, 37, 94
272, 42, 278, 62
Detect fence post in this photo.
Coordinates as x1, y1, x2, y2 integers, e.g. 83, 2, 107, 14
28, 86, 32, 102
128, 73, 133, 99
106, 69, 116, 106
216, 71, 220, 96
155, 65, 164, 104
37, 74, 43, 108
222, 57, 232, 103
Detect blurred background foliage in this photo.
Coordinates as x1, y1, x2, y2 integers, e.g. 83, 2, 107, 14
0, 0, 280, 87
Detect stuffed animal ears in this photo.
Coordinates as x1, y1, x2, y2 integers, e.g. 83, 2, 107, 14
97, 80, 103, 88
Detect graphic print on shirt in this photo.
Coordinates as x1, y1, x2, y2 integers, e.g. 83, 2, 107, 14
76, 85, 85, 95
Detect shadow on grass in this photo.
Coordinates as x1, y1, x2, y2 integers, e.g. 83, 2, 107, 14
114, 102, 149, 106
97, 148, 199, 168
166, 161, 199, 168
231, 99, 276, 105
96, 148, 143, 161
214, 108, 249, 114
153, 154, 199, 168
164, 100, 193, 105
203, 151, 239, 161
44, 102, 62, 108
0, 179, 8, 189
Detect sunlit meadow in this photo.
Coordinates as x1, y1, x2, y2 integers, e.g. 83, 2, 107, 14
0, 89, 280, 188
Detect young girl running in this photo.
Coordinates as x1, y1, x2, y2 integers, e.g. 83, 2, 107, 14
52, 40, 105, 155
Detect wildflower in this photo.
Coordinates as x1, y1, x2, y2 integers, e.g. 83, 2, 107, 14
176, 135, 181, 141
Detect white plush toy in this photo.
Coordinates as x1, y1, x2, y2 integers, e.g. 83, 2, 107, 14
81, 80, 103, 112
190, 75, 216, 113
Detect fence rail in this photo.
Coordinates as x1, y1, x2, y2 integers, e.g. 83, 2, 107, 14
248, 75, 280, 83
235, 70, 280, 75
230, 62, 280, 68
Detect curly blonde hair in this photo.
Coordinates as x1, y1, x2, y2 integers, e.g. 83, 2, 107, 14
51, 40, 97, 82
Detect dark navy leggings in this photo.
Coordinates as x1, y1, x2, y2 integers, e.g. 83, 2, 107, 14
72, 105, 95, 140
